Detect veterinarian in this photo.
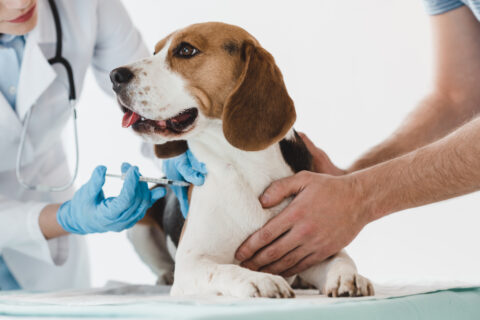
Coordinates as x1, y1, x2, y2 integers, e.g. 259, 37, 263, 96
0, 0, 180, 291
232, 0, 480, 276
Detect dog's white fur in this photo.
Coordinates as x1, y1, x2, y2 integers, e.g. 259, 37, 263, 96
123, 37, 373, 298
118, 39, 207, 146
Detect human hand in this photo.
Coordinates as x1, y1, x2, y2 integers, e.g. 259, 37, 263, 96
235, 171, 369, 277
298, 132, 346, 176
57, 163, 165, 234
162, 149, 207, 218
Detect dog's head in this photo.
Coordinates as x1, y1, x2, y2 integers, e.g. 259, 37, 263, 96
110, 22, 296, 158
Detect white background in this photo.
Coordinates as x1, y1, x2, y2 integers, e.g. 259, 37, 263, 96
73, 0, 480, 287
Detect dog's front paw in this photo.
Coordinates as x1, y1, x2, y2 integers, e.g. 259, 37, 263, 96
232, 273, 295, 298
323, 272, 374, 297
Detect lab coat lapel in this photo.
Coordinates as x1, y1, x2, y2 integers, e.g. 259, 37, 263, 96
0, 93, 22, 133
16, 41, 57, 121
16, 0, 57, 121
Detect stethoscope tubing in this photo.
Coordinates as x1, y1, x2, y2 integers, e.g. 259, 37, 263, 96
15, 0, 79, 192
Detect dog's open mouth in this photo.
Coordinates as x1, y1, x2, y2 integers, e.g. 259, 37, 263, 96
121, 107, 198, 134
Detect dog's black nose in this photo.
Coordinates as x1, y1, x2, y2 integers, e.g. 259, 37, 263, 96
110, 67, 134, 92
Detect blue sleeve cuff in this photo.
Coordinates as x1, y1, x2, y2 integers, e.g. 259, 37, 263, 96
422, 0, 465, 15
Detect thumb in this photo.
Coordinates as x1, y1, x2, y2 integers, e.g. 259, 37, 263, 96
260, 172, 309, 208
86, 166, 107, 198
298, 132, 345, 176
151, 187, 167, 203
121, 162, 133, 174
114, 166, 140, 209
297, 131, 318, 155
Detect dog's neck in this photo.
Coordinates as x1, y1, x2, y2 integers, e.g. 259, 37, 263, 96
188, 122, 294, 196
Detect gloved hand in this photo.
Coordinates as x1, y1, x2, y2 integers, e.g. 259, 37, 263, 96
57, 163, 166, 234
163, 149, 207, 218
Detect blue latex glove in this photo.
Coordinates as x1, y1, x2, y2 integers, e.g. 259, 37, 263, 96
57, 163, 166, 234
163, 150, 207, 218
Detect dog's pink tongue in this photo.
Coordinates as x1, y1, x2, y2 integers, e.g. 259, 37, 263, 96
122, 110, 140, 128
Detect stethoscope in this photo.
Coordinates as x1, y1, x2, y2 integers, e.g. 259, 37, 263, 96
16, 0, 79, 192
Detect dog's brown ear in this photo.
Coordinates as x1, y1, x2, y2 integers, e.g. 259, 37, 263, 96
154, 141, 188, 158
222, 41, 296, 151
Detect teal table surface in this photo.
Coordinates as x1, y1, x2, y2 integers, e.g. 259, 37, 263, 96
1, 284, 479, 319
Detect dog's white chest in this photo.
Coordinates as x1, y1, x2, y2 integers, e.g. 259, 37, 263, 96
180, 135, 293, 261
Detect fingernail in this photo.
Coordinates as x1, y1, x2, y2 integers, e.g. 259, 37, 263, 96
260, 193, 269, 205
236, 252, 245, 261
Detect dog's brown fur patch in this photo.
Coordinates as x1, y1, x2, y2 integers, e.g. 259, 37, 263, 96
222, 41, 296, 151
155, 22, 296, 151
155, 141, 188, 158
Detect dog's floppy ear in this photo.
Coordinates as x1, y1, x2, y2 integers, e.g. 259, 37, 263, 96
154, 141, 188, 158
222, 41, 296, 151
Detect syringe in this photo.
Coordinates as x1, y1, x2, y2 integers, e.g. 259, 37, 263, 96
106, 173, 190, 187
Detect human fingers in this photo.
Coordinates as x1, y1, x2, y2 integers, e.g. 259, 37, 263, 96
121, 163, 151, 209
124, 188, 152, 225
110, 166, 140, 211
280, 253, 320, 278
241, 230, 299, 271
162, 156, 185, 181
123, 187, 167, 228
177, 160, 205, 185
261, 245, 313, 275
297, 132, 345, 176
297, 132, 321, 158
117, 163, 143, 215
235, 210, 295, 262
86, 166, 107, 198
162, 153, 203, 185
123, 187, 166, 225
186, 149, 208, 175
127, 173, 155, 218
260, 171, 311, 208
150, 187, 167, 203
121, 162, 132, 174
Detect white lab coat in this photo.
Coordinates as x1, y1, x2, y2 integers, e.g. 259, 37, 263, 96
0, 0, 149, 290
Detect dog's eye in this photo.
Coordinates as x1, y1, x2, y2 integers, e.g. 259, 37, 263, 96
174, 42, 200, 58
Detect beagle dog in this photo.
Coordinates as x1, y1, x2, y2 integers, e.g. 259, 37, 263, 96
110, 22, 374, 298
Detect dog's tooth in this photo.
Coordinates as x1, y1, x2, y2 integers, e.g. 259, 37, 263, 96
141, 117, 145, 121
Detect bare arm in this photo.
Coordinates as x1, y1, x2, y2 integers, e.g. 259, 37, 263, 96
361, 115, 480, 222
350, 6, 480, 171
237, 113, 480, 276
39, 204, 69, 240
235, 6, 480, 275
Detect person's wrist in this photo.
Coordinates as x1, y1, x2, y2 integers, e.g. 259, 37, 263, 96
56, 201, 86, 235
56, 201, 69, 230
38, 203, 68, 239
344, 173, 375, 227
351, 165, 396, 225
